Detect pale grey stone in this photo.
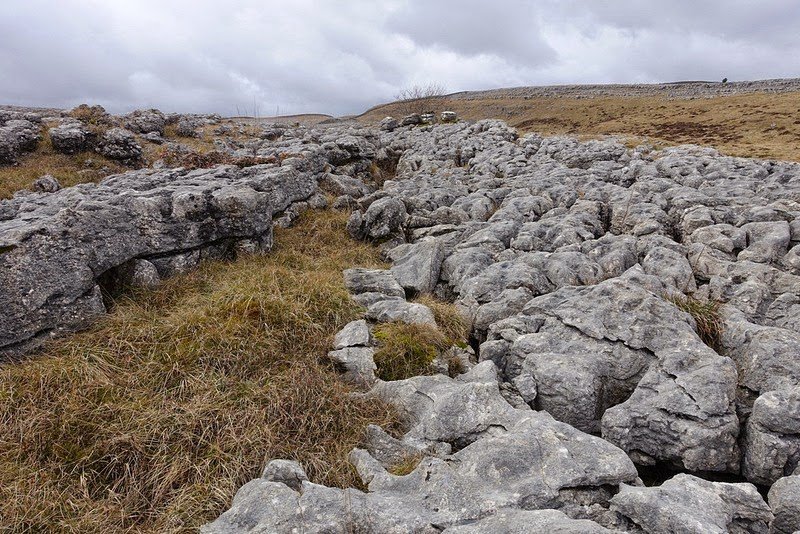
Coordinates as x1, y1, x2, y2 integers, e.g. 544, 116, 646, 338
333, 319, 371, 349
611, 474, 772, 534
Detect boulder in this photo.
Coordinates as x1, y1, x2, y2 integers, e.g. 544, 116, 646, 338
388, 239, 445, 295
96, 127, 142, 162
348, 197, 408, 240
610, 474, 772, 534
49, 122, 92, 154
401, 114, 421, 126
124, 108, 166, 134
768, 475, 800, 534
440, 111, 458, 123
379, 116, 398, 131
0, 164, 327, 358
742, 387, 800, 485
31, 175, 61, 193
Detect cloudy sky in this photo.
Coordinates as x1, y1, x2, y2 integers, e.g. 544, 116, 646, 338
1, 0, 798, 116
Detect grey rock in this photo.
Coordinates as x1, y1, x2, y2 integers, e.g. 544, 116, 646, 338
743, 387, 800, 485
31, 175, 61, 193
0, 119, 40, 163
722, 309, 800, 398
49, 122, 92, 154
440, 111, 458, 123
739, 221, 791, 264
202, 479, 441, 533
124, 108, 166, 134
349, 197, 408, 240
141, 131, 164, 144
365, 299, 436, 326
388, 239, 445, 295
442, 508, 613, 533
641, 245, 697, 292
611, 474, 772, 534
0, 165, 291, 358
260, 459, 308, 492
327, 346, 377, 387
96, 127, 142, 161
516, 272, 739, 471
319, 172, 372, 198
333, 319, 372, 349
176, 116, 200, 137
343, 268, 406, 304
768, 475, 800, 534
380, 116, 398, 131
401, 113, 421, 126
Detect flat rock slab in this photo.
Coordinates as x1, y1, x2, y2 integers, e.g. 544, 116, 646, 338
0, 164, 318, 358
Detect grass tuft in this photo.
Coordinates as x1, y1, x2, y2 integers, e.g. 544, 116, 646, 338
387, 453, 424, 477
372, 323, 449, 381
413, 295, 471, 344
0, 209, 399, 533
664, 293, 723, 351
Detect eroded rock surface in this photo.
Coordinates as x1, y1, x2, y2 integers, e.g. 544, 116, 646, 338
3, 112, 799, 531
206, 118, 799, 532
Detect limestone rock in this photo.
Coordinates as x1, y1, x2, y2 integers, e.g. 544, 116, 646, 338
96, 127, 142, 162
611, 474, 772, 534
768, 475, 800, 534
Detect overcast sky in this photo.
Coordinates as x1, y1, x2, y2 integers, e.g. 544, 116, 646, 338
1, 0, 798, 116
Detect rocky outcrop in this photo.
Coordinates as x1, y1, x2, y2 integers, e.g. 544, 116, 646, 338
49, 121, 94, 154
610, 474, 772, 533
206, 118, 799, 532
96, 127, 143, 162
3, 110, 799, 531
124, 108, 166, 135
0, 119, 40, 163
0, 164, 317, 358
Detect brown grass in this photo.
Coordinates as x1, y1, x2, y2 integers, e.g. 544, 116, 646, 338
0, 132, 126, 199
413, 295, 470, 344
386, 452, 423, 477
0, 209, 399, 533
360, 91, 800, 161
663, 293, 723, 351
372, 297, 469, 381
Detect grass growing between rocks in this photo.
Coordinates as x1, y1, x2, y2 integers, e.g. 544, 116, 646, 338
373, 323, 450, 381
372, 296, 470, 381
0, 133, 126, 199
0, 209, 400, 533
664, 293, 723, 351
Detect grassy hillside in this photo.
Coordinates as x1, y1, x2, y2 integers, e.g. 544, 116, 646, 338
360, 91, 800, 161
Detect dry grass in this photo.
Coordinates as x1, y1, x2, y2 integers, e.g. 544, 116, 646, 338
664, 293, 723, 351
361, 91, 800, 161
372, 298, 468, 381
0, 133, 126, 199
386, 453, 423, 477
372, 322, 449, 381
413, 295, 471, 344
0, 209, 400, 533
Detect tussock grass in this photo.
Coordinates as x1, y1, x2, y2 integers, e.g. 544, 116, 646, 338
372, 298, 469, 381
387, 453, 424, 477
0, 132, 126, 199
372, 323, 450, 381
414, 295, 471, 344
664, 293, 723, 351
0, 210, 399, 533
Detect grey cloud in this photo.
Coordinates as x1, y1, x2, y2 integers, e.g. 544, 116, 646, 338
385, 0, 556, 64
0, 0, 797, 116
